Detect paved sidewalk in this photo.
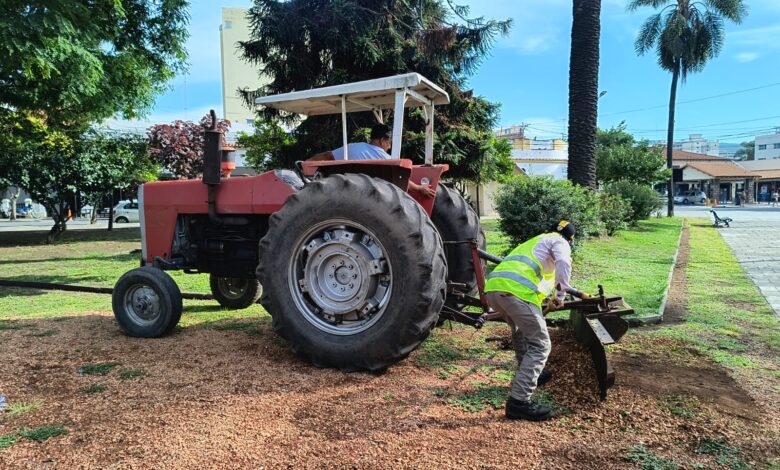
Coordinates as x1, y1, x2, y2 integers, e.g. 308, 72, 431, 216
675, 205, 780, 317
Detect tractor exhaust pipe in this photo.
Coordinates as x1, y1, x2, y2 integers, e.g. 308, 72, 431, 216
203, 110, 248, 227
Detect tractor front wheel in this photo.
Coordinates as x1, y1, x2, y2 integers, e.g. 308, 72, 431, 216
112, 267, 182, 337
210, 275, 262, 309
257, 173, 447, 371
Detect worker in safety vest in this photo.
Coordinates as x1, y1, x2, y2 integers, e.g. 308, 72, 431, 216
484, 220, 588, 421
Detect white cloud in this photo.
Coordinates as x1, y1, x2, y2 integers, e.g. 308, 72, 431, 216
731, 24, 780, 48
734, 51, 760, 62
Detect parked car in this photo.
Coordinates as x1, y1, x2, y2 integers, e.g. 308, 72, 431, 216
674, 191, 707, 205
113, 200, 139, 223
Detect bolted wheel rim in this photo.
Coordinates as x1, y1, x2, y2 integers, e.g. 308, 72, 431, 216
288, 219, 393, 336
124, 284, 162, 326
216, 277, 250, 300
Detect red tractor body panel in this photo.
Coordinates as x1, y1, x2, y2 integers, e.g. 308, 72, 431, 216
141, 172, 295, 264
140, 161, 448, 266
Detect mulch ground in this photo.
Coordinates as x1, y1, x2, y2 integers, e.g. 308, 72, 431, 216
1, 310, 778, 469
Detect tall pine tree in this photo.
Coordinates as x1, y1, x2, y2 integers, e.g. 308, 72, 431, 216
239, 0, 511, 182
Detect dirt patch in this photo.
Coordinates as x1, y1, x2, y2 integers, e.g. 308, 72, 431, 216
1, 314, 778, 468
612, 354, 758, 421
662, 224, 689, 324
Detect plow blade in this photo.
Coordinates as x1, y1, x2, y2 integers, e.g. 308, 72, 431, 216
568, 296, 632, 400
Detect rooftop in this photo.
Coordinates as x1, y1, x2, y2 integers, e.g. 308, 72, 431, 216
683, 162, 760, 178
670, 149, 728, 162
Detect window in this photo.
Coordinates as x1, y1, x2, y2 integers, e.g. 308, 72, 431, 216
758, 144, 767, 150
224, 20, 232, 29
774, 143, 780, 149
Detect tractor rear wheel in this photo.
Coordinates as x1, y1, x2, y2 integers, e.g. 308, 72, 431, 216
209, 275, 262, 309
112, 267, 182, 337
257, 173, 447, 371
430, 184, 485, 310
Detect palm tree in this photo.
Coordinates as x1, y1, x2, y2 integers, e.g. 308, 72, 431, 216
629, 0, 746, 216
568, 0, 602, 190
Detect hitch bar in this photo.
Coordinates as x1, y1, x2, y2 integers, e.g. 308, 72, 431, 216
443, 240, 632, 401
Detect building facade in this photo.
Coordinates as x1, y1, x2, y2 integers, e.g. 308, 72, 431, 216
755, 129, 780, 160
674, 133, 720, 156
220, 8, 268, 130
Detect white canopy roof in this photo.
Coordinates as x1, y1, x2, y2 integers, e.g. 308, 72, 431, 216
254, 73, 450, 116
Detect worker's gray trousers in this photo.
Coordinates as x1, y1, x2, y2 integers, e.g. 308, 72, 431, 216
485, 291, 551, 401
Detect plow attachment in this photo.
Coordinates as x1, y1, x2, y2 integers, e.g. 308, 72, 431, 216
442, 241, 633, 401
564, 289, 632, 400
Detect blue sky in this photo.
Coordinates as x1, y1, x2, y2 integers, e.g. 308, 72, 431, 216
108, 0, 780, 144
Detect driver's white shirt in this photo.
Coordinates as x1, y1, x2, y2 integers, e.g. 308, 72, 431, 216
331, 143, 390, 160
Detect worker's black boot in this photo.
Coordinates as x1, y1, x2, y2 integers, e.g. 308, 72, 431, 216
505, 397, 553, 421
537, 368, 553, 387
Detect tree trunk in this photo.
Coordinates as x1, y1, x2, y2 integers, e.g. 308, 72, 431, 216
45, 201, 68, 244
666, 60, 680, 217
108, 191, 114, 231
9, 187, 20, 221
567, 0, 602, 190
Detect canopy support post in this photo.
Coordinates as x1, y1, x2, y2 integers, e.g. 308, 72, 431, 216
391, 89, 406, 159
341, 95, 349, 160
424, 104, 434, 165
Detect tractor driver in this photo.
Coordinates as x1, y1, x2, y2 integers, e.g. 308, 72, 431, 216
484, 221, 588, 422
308, 124, 436, 198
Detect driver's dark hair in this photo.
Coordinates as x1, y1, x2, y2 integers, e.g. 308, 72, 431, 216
370, 124, 392, 141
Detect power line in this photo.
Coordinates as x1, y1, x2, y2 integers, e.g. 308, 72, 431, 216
600, 81, 780, 118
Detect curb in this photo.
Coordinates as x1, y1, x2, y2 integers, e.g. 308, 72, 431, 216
626, 219, 685, 327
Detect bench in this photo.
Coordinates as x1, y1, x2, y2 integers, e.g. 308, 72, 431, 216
709, 210, 732, 228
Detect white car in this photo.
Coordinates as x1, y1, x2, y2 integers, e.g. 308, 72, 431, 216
674, 191, 707, 205
113, 200, 139, 223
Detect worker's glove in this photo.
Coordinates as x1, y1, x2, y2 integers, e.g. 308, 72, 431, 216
579, 292, 592, 300
543, 297, 564, 315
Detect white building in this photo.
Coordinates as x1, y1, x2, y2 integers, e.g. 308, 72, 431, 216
755, 129, 780, 160
220, 8, 268, 131
674, 133, 720, 156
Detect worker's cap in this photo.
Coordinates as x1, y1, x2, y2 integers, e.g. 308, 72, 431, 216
555, 220, 576, 241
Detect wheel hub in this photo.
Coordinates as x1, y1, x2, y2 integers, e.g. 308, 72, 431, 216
125, 285, 161, 324
290, 224, 393, 335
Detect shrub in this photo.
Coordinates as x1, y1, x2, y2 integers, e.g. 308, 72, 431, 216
599, 193, 630, 236
495, 176, 601, 247
605, 181, 663, 223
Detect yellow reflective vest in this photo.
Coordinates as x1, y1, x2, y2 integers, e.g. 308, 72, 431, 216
484, 233, 561, 310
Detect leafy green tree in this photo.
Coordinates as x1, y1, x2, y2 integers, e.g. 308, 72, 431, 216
0, 111, 154, 242
0, 0, 189, 125
568, 0, 603, 190
239, 0, 511, 183
237, 119, 297, 172
733, 141, 754, 161
629, 0, 747, 216
596, 124, 670, 186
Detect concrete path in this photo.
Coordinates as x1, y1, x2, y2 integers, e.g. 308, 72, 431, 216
675, 204, 780, 317
0, 218, 139, 232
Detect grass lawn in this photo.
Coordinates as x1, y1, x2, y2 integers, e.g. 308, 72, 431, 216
0, 228, 265, 327
481, 217, 683, 318
0, 218, 682, 322
618, 219, 780, 378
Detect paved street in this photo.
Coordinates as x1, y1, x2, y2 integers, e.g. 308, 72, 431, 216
0, 218, 139, 232
675, 204, 780, 317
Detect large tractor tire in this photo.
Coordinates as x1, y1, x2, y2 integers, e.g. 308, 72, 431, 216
430, 184, 485, 308
112, 267, 182, 337
209, 275, 262, 309
257, 173, 447, 371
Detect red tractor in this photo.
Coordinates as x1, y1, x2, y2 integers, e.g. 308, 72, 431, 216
112, 74, 484, 371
